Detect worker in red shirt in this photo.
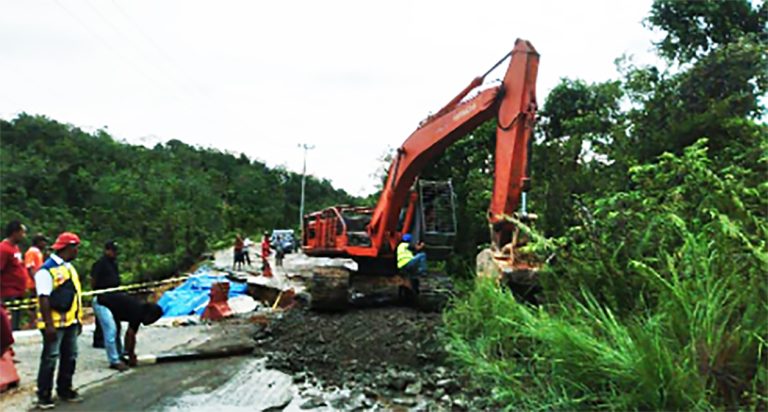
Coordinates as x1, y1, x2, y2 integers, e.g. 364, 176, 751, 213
261, 232, 272, 277
0, 221, 29, 331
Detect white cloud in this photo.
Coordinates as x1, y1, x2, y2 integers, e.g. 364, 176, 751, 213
0, 0, 661, 196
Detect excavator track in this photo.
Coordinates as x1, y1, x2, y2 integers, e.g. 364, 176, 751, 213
309, 265, 453, 312
309, 266, 351, 311
412, 272, 454, 312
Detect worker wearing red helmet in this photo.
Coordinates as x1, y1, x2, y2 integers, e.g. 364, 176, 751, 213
33, 232, 84, 408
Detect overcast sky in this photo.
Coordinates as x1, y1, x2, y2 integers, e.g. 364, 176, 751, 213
1, 0, 662, 196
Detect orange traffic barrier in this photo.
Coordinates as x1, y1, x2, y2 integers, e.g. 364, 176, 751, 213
201, 282, 233, 321
0, 350, 20, 393
262, 261, 273, 278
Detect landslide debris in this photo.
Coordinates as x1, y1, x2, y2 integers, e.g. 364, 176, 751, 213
253, 306, 488, 410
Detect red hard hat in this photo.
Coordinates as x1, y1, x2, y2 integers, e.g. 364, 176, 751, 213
52, 232, 81, 250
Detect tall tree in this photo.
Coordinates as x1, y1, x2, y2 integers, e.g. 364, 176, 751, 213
0, 114, 357, 283
621, 0, 767, 167
533, 79, 625, 236
647, 0, 767, 63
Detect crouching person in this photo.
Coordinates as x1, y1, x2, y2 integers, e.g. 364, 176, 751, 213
397, 234, 427, 284
94, 292, 163, 370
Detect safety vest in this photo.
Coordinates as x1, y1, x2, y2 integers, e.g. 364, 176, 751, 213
36, 257, 83, 329
396, 242, 414, 269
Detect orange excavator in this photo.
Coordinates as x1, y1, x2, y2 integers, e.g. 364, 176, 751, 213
302, 39, 540, 309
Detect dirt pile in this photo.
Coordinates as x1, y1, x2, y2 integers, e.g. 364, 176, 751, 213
253, 307, 489, 410
255, 307, 443, 380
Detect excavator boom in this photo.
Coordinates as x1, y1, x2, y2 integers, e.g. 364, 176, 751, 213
304, 39, 539, 268
370, 39, 539, 256
302, 39, 541, 310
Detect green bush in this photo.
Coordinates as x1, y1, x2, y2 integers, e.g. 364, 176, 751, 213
0, 114, 356, 286
444, 140, 767, 410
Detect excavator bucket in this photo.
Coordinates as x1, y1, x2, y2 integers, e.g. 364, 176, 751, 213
477, 214, 542, 302
476, 248, 538, 284
476, 247, 541, 302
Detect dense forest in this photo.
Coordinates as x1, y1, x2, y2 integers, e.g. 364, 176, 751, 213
437, 0, 767, 410
0, 114, 356, 284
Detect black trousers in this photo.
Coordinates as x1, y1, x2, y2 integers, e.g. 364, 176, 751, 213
93, 320, 103, 346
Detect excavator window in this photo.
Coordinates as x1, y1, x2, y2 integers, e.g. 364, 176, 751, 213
413, 180, 457, 259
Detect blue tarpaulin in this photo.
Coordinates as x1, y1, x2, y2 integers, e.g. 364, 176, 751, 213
158, 266, 248, 317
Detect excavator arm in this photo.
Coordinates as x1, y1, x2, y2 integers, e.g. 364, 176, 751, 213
302, 39, 540, 310
368, 39, 539, 256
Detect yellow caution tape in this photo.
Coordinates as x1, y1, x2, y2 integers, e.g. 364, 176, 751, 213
2, 275, 190, 311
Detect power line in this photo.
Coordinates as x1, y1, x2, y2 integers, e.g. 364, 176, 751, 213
52, 0, 220, 135
83, 0, 205, 104
52, 0, 167, 91
109, 0, 212, 99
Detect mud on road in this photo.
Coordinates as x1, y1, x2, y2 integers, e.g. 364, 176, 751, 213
254, 306, 488, 410
257, 308, 443, 384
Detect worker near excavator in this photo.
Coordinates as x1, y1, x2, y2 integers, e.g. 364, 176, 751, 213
34, 232, 84, 408
396, 234, 427, 295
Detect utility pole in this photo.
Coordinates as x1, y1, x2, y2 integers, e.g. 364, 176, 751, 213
298, 143, 315, 231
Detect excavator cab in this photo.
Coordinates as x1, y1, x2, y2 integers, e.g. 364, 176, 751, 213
406, 180, 457, 260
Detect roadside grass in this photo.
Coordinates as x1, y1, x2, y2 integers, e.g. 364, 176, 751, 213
443, 140, 768, 410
